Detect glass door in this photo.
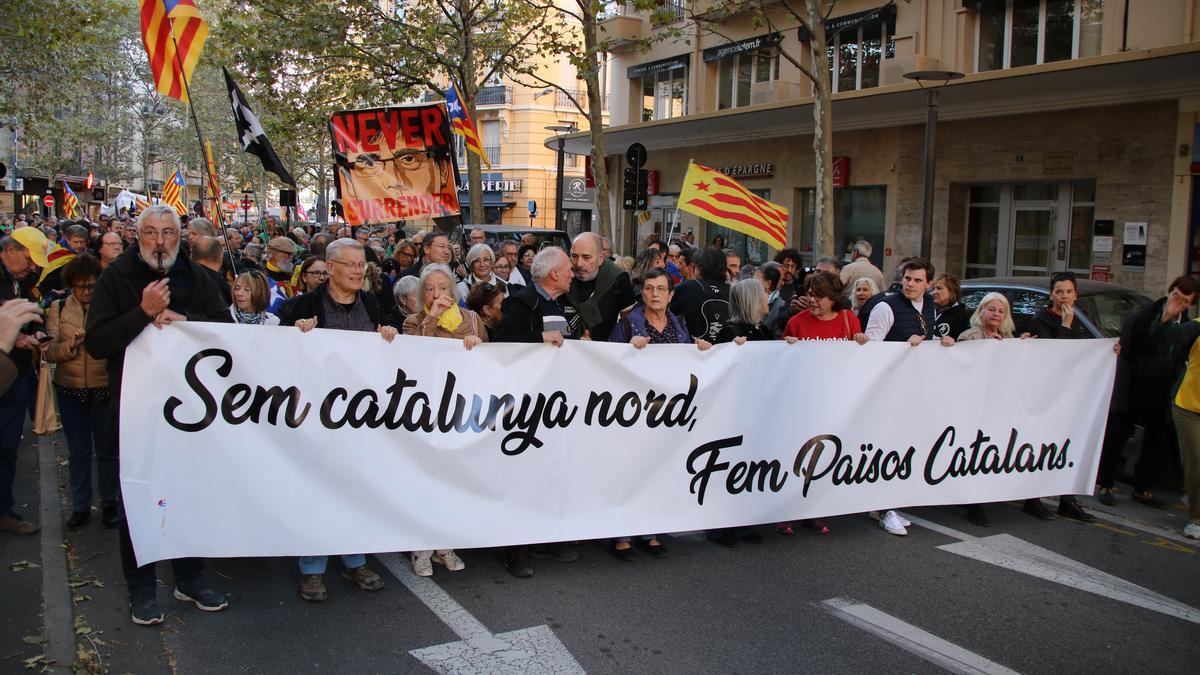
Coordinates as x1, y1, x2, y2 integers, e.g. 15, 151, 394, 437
965, 181, 1093, 278
1009, 206, 1055, 276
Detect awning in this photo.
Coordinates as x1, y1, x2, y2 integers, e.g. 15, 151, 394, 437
626, 54, 689, 79
550, 44, 1200, 156
702, 33, 782, 62
797, 3, 896, 41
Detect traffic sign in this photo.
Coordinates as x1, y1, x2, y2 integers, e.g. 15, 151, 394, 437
626, 143, 647, 169
240, 199, 253, 210
43, 195, 55, 207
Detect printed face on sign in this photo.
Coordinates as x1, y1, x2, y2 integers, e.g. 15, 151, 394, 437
329, 105, 461, 226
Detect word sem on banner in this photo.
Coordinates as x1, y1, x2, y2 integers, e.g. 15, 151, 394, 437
120, 323, 1116, 565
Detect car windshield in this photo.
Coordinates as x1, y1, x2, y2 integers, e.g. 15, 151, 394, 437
1076, 290, 1152, 338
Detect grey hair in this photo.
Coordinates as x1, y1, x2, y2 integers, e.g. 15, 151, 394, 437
465, 243, 494, 268
188, 217, 216, 237
817, 255, 842, 270
243, 243, 263, 261
531, 247, 567, 282
0, 236, 25, 252
729, 278, 766, 325
136, 205, 180, 230
65, 224, 89, 240
393, 274, 420, 304
853, 240, 872, 258
419, 263, 462, 303
325, 238, 363, 262
849, 276, 881, 311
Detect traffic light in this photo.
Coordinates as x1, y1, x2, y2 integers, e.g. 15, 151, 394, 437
622, 167, 648, 210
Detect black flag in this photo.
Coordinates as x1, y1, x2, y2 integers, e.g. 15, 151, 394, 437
223, 68, 296, 186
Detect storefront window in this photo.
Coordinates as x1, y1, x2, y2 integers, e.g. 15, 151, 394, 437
641, 67, 687, 121
827, 18, 896, 94
716, 49, 777, 110
976, 0, 1105, 72
799, 187, 887, 269
707, 189, 776, 266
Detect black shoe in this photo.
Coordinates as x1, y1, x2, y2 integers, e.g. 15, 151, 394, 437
1097, 488, 1116, 506
709, 531, 738, 548
1132, 491, 1167, 509
65, 510, 91, 529
612, 544, 636, 562
1058, 498, 1097, 523
636, 538, 670, 558
739, 530, 765, 544
130, 595, 163, 626
530, 543, 578, 563
504, 551, 533, 578
1023, 499, 1056, 520
966, 505, 991, 527
173, 578, 228, 612
101, 505, 120, 529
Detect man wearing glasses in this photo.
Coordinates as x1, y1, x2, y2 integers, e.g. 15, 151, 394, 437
85, 205, 234, 626
279, 238, 395, 602
401, 230, 454, 279
336, 126, 457, 230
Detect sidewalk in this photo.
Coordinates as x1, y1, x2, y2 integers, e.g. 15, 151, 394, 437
0, 424, 48, 670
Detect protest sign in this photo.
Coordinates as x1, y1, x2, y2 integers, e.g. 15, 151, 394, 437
329, 104, 461, 227
121, 323, 1115, 565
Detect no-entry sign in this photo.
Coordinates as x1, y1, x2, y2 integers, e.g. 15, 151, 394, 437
43, 195, 54, 208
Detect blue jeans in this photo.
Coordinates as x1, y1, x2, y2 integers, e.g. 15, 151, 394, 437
298, 555, 366, 575
0, 371, 35, 516
57, 390, 118, 512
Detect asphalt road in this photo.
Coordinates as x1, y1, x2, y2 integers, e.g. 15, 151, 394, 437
3, 428, 1199, 674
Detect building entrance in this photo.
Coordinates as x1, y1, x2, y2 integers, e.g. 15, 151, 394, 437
964, 181, 1095, 278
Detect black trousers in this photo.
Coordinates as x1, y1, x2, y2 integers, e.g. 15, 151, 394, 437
117, 499, 204, 600
1098, 409, 1179, 492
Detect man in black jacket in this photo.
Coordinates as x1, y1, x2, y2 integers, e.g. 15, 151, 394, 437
492, 247, 575, 576
0, 236, 42, 536
1098, 275, 1199, 506
85, 205, 233, 627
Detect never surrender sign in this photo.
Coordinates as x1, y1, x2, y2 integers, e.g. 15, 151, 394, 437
121, 324, 1116, 565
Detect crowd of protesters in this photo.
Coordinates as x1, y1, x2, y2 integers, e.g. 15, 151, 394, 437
0, 206, 1198, 626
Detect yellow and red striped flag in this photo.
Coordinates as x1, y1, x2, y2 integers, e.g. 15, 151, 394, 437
677, 162, 789, 250
162, 169, 188, 216
445, 83, 490, 168
139, 0, 209, 102
62, 183, 81, 218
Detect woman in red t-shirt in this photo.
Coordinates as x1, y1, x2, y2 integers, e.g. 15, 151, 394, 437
778, 272, 863, 535
782, 271, 863, 341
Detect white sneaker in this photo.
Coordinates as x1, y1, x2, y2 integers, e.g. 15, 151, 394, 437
881, 510, 908, 536
411, 551, 434, 577
897, 513, 911, 527
433, 550, 466, 571
1184, 523, 1200, 540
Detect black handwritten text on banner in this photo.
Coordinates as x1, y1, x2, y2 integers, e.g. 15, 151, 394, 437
120, 324, 1115, 565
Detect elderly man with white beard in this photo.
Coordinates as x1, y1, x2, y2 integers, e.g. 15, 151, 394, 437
85, 205, 233, 627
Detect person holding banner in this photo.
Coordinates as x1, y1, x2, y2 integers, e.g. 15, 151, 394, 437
608, 268, 712, 561
282, 238, 391, 601
84, 205, 233, 625
563, 233, 636, 342
670, 248, 730, 344
1026, 271, 1099, 523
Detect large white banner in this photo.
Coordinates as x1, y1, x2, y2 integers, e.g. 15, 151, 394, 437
121, 323, 1116, 564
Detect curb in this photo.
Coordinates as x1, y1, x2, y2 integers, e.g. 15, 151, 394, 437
37, 433, 75, 668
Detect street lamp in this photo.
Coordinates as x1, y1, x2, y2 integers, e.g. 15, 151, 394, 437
545, 121, 577, 231
903, 69, 963, 261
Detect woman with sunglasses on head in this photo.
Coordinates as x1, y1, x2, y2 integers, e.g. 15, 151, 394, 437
1024, 271, 1100, 523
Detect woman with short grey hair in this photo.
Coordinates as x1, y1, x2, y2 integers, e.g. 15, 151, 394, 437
456, 243, 504, 298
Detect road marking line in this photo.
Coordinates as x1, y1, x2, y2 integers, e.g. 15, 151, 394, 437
896, 512, 976, 541
375, 553, 585, 674
1084, 507, 1199, 547
820, 597, 1020, 675
1145, 538, 1195, 554
1093, 522, 1138, 537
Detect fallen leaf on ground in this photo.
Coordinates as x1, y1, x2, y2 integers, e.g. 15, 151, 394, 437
20, 636, 46, 646
10, 561, 40, 572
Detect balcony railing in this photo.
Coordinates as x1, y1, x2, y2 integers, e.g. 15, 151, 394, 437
476, 86, 512, 105
556, 88, 609, 110
456, 146, 502, 166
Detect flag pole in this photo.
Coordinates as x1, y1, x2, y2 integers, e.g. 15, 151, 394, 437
165, 25, 241, 321
667, 159, 692, 246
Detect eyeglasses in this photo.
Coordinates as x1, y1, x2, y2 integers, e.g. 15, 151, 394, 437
139, 228, 179, 240
350, 150, 434, 176
643, 285, 672, 295
305, 270, 329, 278
328, 259, 366, 271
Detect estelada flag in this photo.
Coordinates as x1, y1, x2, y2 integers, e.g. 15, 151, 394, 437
677, 162, 788, 250
446, 82, 490, 169
62, 183, 80, 218
139, 0, 209, 102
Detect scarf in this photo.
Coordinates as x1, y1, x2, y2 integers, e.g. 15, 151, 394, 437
235, 308, 270, 325
425, 303, 464, 332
